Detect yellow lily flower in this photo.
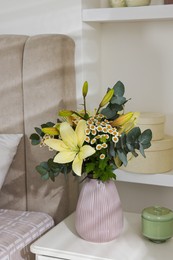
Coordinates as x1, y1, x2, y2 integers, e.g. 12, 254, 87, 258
44, 120, 95, 176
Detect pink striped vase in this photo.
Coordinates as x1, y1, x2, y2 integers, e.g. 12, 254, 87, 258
75, 178, 123, 243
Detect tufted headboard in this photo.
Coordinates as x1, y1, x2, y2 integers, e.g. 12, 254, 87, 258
0, 34, 79, 224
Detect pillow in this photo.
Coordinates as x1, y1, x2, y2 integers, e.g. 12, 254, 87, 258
0, 134, 23, 190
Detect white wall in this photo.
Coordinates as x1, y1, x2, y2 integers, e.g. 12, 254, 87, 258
101, 21, 173, 135
0, 0, 83, 102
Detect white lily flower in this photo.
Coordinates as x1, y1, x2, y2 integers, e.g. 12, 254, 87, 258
44, 120, 95, 176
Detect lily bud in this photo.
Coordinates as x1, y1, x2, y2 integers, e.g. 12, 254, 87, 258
82, 81, 88, 97
55, 123, 61, 131
114, 155, 122, 168
42, 127, 59, 136
111, 112, 134, 127
100, 88, 114, 108
111, 112, 140, 134
58, 110, 73, 117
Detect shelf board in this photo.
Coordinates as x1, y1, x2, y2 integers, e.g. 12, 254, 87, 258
83, 5, 173, 22
116, 169, 173, 187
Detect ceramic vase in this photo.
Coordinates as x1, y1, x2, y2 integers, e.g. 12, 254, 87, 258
75, 178, 123, 243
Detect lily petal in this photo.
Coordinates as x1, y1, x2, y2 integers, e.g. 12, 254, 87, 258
60, 122, 77, 149
75, 120, 87, 147
54, 150, 76, 163
72, 154, 83, 176
44, 139, 68, 151
79, 145, 95, 159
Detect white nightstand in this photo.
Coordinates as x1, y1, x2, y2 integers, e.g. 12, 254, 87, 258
30, 212, 173, 260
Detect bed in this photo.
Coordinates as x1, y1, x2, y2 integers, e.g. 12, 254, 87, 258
0, 34, 78, 259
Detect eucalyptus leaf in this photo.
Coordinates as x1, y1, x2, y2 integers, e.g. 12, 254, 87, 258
41, 121, 54, 128
30, 133, 40, 145
117, 149, 128, 166
111, 96, 126, 105
108, 141, 115, 157
49, 171, 55, 182
119, 133, 126, 149
41, 173, 50, 180
113, 81, 125, 97
101, 107, 117, 119
126, 143, 134, 152
139, 143, 146, 158
127, 127, 141, 143
138, 129, 152, 145
34, 127, 43, 136
36, 165, 49, 176
40, 161, 49, 170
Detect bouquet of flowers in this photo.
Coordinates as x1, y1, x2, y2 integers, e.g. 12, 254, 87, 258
30, 81, 152, 182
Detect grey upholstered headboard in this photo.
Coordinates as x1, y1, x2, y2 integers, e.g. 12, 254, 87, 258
0, 34, 79, 224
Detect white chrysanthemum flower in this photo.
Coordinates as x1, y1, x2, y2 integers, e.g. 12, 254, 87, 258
100, 154, 105, 159
91, 138, 96, 144
85, 128, 90, 135
96, 144, 102, 150
91, 129, 97, 136
112, 136, 118, 143
85, 136, 90, 143
102, 143, 107, 149
97, 126, 103, 132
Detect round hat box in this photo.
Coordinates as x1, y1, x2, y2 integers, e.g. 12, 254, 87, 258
122, 135, 173, 174
137, 112, 165, 141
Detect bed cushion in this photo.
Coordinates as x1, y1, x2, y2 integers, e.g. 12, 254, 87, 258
0, 134, 22, 190
0, 209, 54, 260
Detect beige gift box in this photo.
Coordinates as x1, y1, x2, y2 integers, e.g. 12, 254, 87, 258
122, 112, 173, 174
123, 135, 173, 174
137, 112, 165, 141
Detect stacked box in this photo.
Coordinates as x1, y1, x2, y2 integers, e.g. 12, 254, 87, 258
122, 112, 173, 174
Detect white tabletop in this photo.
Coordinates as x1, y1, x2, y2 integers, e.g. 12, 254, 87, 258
31, 212, 173, 260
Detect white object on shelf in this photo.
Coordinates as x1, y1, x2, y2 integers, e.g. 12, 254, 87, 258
116, 168, 173, 187
126, 0, 151, 7
137, 112, 165, 141
83, 4, 173, 22
109, 0, 127, 8
31, 212, 173, 260
122, 135, 173, 174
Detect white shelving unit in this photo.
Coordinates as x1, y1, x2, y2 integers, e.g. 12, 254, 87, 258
83, 4, 173, 22
82, 3, 173, 187
116, 169, 173, 187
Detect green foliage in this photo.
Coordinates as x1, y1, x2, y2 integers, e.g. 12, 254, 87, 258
30, 133, 41, 145
29, 122, 55, 145
36, 158, 72, 182
101, 81, 129, 120
114, 127, 152, 167
84, 152, 116, 182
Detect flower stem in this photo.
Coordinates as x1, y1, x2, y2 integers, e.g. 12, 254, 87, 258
83, 96, 87, 116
